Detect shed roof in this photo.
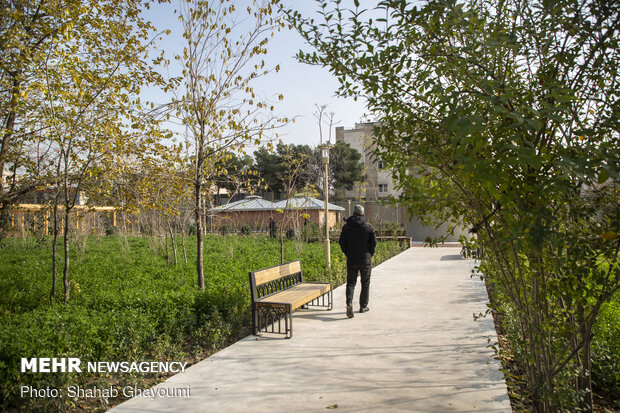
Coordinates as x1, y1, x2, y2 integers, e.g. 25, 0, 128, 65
209, 196, 345, 212
272, 197, 345, 211
209, 196, 274, 212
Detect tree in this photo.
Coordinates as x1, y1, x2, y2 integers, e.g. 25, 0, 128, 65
288, 0, 619, 411
308, 104, 363, 200
0, 0, 68, 242
254, 141, 362, 201
327, 141, 363, 200
254, 143, 314, 197
213, 151, 255, 196
45, 0, 166, 302
274, 144, 309, 263
254, 146, 284, 193
1, 0, 167, 301
304, 141, 362, 201
0, 0, 167, 242
171, 0, 286, 290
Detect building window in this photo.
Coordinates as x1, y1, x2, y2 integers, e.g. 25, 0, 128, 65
378, 184, 388, 193
378, 160, 384, 169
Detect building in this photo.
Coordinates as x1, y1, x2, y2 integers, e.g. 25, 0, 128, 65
209, 195, 344, 232
335, 123, 407, 230
336, 123, 400, 201
335, 123, 468, 242
272, 197, 344, 229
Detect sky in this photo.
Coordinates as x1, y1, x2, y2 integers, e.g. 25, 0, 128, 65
141, 0, 374, 150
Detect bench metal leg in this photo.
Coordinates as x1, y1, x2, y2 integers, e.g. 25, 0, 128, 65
302, 289, 334, 312
253, 287, 333, 339
328, 288, 333, 310
287, 311, 293, 339
254, 302, 292, 338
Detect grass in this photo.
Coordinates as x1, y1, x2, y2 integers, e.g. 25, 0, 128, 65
0, 234, 407, 412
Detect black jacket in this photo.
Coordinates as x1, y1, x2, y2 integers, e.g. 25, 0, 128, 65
339, 215, 377, 266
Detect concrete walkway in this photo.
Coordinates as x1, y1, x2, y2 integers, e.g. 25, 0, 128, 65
110, 247, 511, 413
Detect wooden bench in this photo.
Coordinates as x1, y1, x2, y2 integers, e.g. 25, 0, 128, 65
249, 260, 332, 339
375, 235, 412, 248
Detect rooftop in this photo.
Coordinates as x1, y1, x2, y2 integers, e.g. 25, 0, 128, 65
209, 196, 344, 213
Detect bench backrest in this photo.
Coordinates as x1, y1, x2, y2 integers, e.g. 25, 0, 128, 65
249, 260, 303, 301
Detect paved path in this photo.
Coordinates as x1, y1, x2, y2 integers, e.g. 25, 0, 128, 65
110, 247, 511, 413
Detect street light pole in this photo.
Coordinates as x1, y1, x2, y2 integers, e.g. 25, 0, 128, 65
319, 144, 332, 269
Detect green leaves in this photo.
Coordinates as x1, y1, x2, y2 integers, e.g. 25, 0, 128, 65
288, 0, 620, 409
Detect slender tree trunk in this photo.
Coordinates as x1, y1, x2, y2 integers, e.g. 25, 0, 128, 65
121, 212, 129, 254
168, 221, 177, 265
0, 76, 21, 243
201, 194, 207, 237
0, 205, 11, 244
577, 305, 594, 412
63, 206, 71, 302
164, 226, 170, 264
50, 204, 59, 303
195, 180, 204, 290
181, 224, 188, 264
279, 224, 284, 264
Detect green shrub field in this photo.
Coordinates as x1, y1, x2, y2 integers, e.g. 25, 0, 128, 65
0, 235, 407, 412
591, 292, 620, 404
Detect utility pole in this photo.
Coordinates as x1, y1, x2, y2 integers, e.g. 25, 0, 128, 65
319, 144, 333, 269
315, 104, 337, 270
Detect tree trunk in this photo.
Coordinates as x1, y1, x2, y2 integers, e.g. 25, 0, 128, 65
279, 226, 284, 264
0, 76, 21, 243
195, 181, 204, 290
164, 231, 170, 264
0, 205, 11, 244
62, 207, 71, 302
201, 193, 207, 237
168, 221, 177, 265
577, 305, 594, 412
50, 204, 59, 303
181, 225, 188, 264
121, 212, 129, 254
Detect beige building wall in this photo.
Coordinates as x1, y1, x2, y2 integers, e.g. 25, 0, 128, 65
406, 217, 471, 243
336, 123, 400, 202
335, 123, 470, 242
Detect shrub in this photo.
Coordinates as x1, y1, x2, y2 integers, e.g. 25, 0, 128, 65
105, 226, 118, 236
591, 293, 620, 403
302, 221, 320, 242
286, 228, 296, 239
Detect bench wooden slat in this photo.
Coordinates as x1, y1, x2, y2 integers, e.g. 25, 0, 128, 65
253, 260, 302, 286
258, 282, 331, 310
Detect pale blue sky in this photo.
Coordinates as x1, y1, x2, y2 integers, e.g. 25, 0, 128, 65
142, 0, 375, 149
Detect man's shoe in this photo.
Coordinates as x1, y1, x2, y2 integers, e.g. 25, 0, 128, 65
346, 305, 354, 318
359, 307, 370, 313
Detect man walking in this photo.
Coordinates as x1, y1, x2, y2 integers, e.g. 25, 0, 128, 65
339, 205, 377, 318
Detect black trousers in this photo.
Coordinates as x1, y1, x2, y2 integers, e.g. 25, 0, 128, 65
346, 264, 372, 308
